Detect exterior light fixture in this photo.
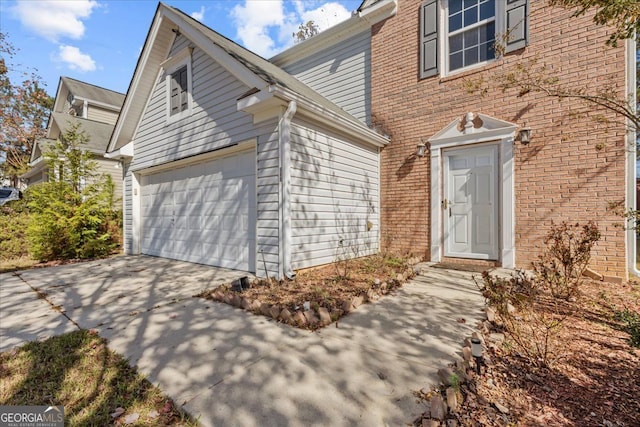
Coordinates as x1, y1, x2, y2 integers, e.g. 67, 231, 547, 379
470, 337, 484, 375
518, 127, 532, 144
416, 138, 428, 157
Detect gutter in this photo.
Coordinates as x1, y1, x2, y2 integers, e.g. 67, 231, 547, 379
280, 101, 297, 280
626, 35, 639, 277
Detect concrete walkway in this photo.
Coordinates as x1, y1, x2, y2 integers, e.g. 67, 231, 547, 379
0, 256, 485, 426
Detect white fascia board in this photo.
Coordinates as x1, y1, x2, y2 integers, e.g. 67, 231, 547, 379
107, 10, 165, 154
71, 96, 121, 112
270, 0, 396, 67
104, 141, 134, 160
238, 85, 389, 147
429, 126, 518, 149
161, 7, 268, 91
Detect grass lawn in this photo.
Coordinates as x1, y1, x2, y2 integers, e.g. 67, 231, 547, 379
0, 330, 196, 426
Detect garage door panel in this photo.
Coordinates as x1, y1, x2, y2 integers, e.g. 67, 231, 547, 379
140, 150, 256, 272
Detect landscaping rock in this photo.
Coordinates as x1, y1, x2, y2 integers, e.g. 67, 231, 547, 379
248, 299, 262, 311
366, 289, 378, 302
494, 402, 509, 414
341, 299, 352, 313
446, 387, 458, 412
488, 333, 505, 346
211, 290, 224, 301
583, 268, 603, 281
303, 310, 319, 327
437, 367, 455, 386
279, 308, 292, 323
374, 278, 381, 286
397, 273, 404, 282
317, 307, 331, 325
486, 306, 496, 322
260, 303, 272, 316
269, 306, 281, 319
462, 346, 472, 363
351, 295, 364, 309
423, 419, 440, 427
240, 297, 251, 310
293, 311, 307, 327
507, 302, 516, 314
222, 294, 233, 305
231, 294, 243, 308
430, 395, 446, 420
446, 420, 458, 427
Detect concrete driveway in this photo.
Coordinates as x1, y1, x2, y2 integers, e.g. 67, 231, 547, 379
0, 255, 485, 426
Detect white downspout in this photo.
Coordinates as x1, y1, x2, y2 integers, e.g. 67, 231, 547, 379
280, 101, 297, 279
626, 35, 639, 277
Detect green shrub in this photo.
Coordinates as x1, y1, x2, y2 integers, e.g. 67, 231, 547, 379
0, 196, 31, 260
26, 122, 121, 261
614, 308, 640, 348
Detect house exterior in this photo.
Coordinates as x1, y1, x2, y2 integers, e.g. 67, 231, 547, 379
21, 77, 125, 198
366, 0, 636, 278
106, 3, 396, 278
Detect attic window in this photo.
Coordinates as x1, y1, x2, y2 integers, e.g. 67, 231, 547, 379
164, 46, 193, 123
170, 66, 188, 115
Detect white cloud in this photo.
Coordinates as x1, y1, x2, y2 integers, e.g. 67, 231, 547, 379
55, 45, 97, 72
191, 6, 206, 22
231, 1, 352, 58
12, 0, 99, 42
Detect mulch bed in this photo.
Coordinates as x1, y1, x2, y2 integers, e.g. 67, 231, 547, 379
415, 278, 640, 426
198, 254, 420, 330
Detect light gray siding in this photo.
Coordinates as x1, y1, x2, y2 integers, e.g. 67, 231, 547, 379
123, 162, 133, 254
87, 106, 119, 125
289, 119, 379, 270
94, 157, 123, 206
131, 35, 259, 171
256, 123, 280, 278
281, 31, 371, 125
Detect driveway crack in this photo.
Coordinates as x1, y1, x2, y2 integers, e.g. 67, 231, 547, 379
14, 272, 82, 331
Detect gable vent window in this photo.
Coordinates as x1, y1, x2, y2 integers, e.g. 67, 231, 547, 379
420, 0, 529, 78
170, 65, 189, 115
163, 46, 193, 123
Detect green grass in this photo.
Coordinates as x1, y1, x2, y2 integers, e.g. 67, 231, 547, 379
0, 330, 197, 426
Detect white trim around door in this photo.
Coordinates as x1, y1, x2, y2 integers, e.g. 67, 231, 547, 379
428, 112, 517, 267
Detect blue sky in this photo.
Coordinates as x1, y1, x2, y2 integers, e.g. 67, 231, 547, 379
0, 0, 362, 97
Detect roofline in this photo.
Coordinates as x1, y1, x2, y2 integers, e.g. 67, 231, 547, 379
108, 2, 271, 153
270, 0, 396, 67
238, 85, 389, 148
107, 3, 164, 153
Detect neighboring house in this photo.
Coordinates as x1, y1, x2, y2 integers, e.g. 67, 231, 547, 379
21, 77, 125, 199
366, 0, 636, 278
106, 3, 395, 278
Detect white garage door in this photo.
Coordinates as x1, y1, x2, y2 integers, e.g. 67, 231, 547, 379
140, 150, 256, 271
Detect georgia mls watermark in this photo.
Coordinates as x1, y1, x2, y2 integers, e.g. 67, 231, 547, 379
0, 406, 64, 427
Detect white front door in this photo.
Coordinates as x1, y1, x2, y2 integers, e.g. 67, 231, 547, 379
443, 144, 499, 260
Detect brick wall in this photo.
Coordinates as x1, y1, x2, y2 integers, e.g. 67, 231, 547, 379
371, 0, 628, 276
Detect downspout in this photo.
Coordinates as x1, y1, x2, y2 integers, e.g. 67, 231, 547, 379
626, 35, 639, 277
280, 101, 297, 279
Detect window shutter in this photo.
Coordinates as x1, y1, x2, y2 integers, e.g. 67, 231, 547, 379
179, 67, 188, 112
170, 73, 179, 115
505, 0, 529, 53
420, 0, 438, 79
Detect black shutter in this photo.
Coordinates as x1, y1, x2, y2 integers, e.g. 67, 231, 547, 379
505, 0, 529, 53
420, 0, 438, 79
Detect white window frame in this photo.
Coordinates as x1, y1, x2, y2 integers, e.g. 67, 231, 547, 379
439, 0, 505, 76
163, 47, 193, 124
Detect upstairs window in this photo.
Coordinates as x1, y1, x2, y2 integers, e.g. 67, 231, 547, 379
163, 46, 193, 123
447, 0, 495, 72
170, 66, 189, 116
420, 0, 529, 78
